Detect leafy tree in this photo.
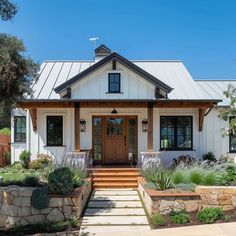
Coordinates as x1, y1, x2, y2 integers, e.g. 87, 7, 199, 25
0, 33, 39, 128
219, 84, 236, 135
0, 0, 17, 21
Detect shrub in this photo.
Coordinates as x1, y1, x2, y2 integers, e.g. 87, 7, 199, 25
71, 169, 87, 188
169, 210, 190, 224
23, 175, 39, 187
172, 170, 187, 184
151, 213, 165, 226
31, 187, 49, 209
202, 152, 217, 163
203, 172, 219, 186
0, 127, 11, 135
189, 170, 203, 185
68, 216, 79, 228
19, 150, 31, 169
29, 154, 52, 170
197, 207, 224, 224
4, 151, 11, 165
48, 167, 74, 194
144, 168, 174, 190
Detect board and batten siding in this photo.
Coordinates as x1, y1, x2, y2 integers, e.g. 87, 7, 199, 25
70, 62, 156, 100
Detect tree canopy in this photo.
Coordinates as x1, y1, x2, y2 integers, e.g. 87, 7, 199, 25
0, 0, 17, 21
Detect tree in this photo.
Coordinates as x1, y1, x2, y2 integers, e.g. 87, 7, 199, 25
0, 34, 39, 128
0, 0, 17, 21
219, 84, 236, 135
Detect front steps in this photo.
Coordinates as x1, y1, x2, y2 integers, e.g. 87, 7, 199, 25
91, 168, 140, 189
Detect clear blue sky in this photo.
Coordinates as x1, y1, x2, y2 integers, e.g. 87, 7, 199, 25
1, 0, 236, 80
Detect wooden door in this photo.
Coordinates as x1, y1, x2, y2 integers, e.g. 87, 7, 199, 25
104, 117, 126, 163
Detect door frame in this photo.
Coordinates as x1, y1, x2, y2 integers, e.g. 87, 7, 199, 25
92, 115, 138, 164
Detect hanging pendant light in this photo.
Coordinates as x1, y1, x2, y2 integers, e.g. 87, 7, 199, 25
111, 108, 118, 114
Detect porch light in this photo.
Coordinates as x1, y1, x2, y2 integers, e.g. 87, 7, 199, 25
111, 108, 118, 114
142, 119, 148, 132
80, 119, 86, 132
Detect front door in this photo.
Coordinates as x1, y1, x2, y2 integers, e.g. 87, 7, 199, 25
92, 116, 137, 164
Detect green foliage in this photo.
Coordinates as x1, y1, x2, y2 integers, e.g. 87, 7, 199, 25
175, 183, 196, 191
150, 213, 165, 227
71, 169, 88, 188
0, 0, 17, 21
203, 172, 219, 186
29, 154, 52, 170
0, 127, 10, 135
202, 152, 217, 163
31, 187, 49, 209
23, 175, 39, 187
143, 168, 174, 190
4, 151, 11, 165
172, 170, 187, 184
19, 150, 31, 169
197, 207, 224, 224
169, 210, 190, 224
189, 170, 203, 185
223, 215, 231, 222
48, 167, 74, 194
68, 216, 79, 228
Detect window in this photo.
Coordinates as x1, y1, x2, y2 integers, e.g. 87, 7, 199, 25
108, 73, 120, 93
47, 116, 63, 146
229, 117, 236, 153
14, 116, 26, 142
160, 116, 192, 150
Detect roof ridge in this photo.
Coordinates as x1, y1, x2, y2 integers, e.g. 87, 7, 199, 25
195, 79, 236, 81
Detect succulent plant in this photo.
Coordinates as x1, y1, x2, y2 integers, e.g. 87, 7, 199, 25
31, 187, 49, 209
48, 167, 74, 194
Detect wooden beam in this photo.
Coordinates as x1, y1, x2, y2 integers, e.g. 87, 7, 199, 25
74, 104, 80, 150
147, 102, 153, 150
199, 108, 207, 132
29, 108, 37, 132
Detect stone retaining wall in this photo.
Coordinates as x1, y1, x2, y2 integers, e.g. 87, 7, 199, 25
0, 181, 91, 228
138, 178, 201, 215
195, 186, 236, 211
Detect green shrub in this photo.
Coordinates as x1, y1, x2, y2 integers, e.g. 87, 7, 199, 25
68, 216, 79, 228
71, 169, 88, 188
197, 207, 224, 224
189, 170, 203, 185
19, 150, 31, 169
172, 170, 187, 184
151, 213, 165, 226
4, 151, 11, 165
23, 175, 39, 187
203, 172, 219, 186
202, 152, 217, 163
29, 154, 52, 170
0, 127, 11, 135
48, 167, 74, 194
169, 210, 190, 224
31, 187, 49, 209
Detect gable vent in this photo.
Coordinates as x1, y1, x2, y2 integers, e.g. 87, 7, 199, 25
95, 44, 111, 62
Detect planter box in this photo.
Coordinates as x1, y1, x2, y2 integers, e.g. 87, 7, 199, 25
0, 179, 92, 228
195, 186, 236, 211
138, 177, 201, 215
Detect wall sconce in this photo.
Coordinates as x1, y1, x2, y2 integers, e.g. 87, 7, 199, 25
80, 119, 86, 132
142, 119, 148, 132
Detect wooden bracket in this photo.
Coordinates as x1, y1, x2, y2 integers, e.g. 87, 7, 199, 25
29, 108, 37, 132
199, 108, 207, 132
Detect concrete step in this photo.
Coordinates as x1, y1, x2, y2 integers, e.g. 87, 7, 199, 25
80, 225, 150, 234
88, 200, 143, 208
93, 190, 137, 196
90, 195, 140, 201
81, 216, 149, 225
84, 208, 146, 216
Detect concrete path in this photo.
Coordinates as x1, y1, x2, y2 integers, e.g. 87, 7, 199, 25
80, 189, 150, 235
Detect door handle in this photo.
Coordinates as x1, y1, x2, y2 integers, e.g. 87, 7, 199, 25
124, 136, 126, 146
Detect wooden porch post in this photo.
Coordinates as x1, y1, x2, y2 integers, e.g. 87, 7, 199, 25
147, 102, 153, 150
74, 103, 80, 150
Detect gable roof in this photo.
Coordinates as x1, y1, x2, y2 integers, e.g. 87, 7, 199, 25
54, 52, 173, 94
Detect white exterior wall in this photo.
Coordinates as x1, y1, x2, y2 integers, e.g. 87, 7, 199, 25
70, 62, 156, 100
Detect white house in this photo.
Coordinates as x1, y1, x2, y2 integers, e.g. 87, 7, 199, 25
11, 45, 236, 165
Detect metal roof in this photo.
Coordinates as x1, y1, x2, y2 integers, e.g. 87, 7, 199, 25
195, 80, 236, 106
31, 58, 235, 105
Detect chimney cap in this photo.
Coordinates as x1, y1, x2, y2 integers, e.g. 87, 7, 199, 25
95, 44, 112, 57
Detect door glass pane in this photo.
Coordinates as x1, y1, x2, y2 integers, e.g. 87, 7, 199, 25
93, 117, 102, 161
128, 118, 137, 158
106, 118, 124, 135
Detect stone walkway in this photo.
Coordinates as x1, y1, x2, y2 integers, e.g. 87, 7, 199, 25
79, 189, 150, 235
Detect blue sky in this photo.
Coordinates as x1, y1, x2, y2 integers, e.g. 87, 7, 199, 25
1, 0, 236, 80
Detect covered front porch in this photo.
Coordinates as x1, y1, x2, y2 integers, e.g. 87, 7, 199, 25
18, 99, 219, 166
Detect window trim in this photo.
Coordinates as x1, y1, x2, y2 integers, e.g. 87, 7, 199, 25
14, 116, 26, 143
229, 117, 236, 153
160, 116, 193, 151
46, 115, 63, 147
108, 73, 121, 93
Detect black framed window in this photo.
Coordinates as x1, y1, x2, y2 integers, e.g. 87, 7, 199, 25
47, 116, 63, 146
229, 117, 236, 153
14, 116, 26, 142
108, 73, 120, 93
160, 116, 193, 150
